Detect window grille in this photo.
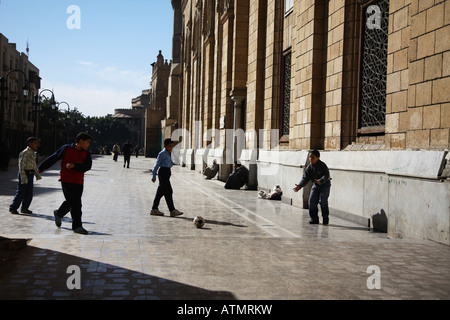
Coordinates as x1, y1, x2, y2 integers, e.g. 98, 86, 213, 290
359, 0, 389, 131
282, 52, 291, 137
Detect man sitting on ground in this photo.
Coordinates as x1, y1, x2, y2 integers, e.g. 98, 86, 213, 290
203, 159, 219, 180
224, 161, 249, 190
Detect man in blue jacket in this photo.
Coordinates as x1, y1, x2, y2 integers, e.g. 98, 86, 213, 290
150, 138, 183, 217
293, 150, 331, 225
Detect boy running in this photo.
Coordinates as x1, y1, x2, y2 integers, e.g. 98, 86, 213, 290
39, 132, 92, 234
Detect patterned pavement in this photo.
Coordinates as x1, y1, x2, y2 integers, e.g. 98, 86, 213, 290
0, 155, 449, 301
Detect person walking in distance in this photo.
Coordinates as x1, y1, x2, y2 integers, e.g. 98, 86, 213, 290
293, 150, 332, 225
150, 138, 183, 217
112, 142, 120, 162
122, 139, 133, 168
38, 132, 92, 235
9, 137, 42, 215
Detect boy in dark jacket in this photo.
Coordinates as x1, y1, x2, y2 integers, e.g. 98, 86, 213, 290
39, 132, 92, 234
293, 150, 331, 225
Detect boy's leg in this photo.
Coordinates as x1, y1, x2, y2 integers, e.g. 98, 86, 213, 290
61, 183, 84, 230
159, 169, 175, 212
69, 184, 84, 231
21, 174, 35, 211
57, 183, 72, 217
319, 185, 331, 222
308, 187, 320, 223
10, 174, 26, 212
163, 180, 175, 212
152, 186, 164, 210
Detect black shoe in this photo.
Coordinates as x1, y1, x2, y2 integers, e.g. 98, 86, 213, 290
74, 227, 88, 235
21, 209, 33, 214
323, 218, 329, 225
54, 210, 62, 228
309, 219, 319, 224
9, 208, 19, 215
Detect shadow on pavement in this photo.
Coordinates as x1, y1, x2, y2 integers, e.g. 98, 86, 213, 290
12, 212, 96, 226
163, 215, 248, 228
0, 241, 236, 300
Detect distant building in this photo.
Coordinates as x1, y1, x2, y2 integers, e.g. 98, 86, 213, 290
111, 105, 145, 148
0, 33, 41, 157
144, 51, 170, 157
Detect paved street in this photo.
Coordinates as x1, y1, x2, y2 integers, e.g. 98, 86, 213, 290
0, 155, 449, 301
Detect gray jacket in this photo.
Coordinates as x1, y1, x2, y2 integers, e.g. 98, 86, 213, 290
298, 160, 331, 188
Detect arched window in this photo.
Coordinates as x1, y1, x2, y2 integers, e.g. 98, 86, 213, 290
358, 0, 390, 134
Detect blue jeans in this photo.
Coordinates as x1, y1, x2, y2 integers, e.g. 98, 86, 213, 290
10, 173, 35, 211
308, 184, 331, 221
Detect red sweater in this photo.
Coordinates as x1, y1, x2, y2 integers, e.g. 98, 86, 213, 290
61, 147, 89, 184
39, 143, 92, 185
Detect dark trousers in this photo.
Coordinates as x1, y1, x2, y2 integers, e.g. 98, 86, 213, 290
124, 154, 131, 167
113, 152, 119, 161
10, 173, 34, 211
152, 167, 175, 212
308, 184, 331, 221
56, 182, 84, 230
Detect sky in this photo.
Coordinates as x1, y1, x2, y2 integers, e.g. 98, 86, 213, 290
0, 0, 174, 117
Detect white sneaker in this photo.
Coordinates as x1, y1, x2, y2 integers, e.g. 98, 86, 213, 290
170, 209, 183, 217
150, 209, 164, 216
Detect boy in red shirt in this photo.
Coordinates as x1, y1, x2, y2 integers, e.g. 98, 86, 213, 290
39, 133, 92, 234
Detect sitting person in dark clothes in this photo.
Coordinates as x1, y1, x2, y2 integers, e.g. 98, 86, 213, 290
224, 161, 249, 190
203, 159, 219, 180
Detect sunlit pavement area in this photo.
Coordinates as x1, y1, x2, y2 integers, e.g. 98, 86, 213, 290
0, 155, 449, 300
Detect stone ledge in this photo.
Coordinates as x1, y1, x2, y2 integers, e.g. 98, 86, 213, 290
321, 150, 448, 179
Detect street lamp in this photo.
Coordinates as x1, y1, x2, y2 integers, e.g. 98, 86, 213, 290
57, 101, 71, 143
0, 69, 30, 140
52, 101, 58, 150
33, 89, 56, 137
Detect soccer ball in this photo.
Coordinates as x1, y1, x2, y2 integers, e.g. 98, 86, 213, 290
193, 216, 205, 228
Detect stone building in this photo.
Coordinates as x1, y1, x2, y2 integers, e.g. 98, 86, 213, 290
112, 105, 146, 148
144, 51, 171, 157
166, 0, 450, 245
0, 33, 41, 157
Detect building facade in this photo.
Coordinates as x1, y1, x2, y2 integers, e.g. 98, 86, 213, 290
143, 51, 171, 157
112, 105, 146, 148
1, 33, 41, 158
163, 0, 450, 244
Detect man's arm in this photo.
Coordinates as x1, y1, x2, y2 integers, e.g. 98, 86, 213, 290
152, 152, 162, 181
317, 162, 330, 185
73, 151, 92, 173
298, 165, 312, 188
38, 145, 68, 172
18, 151, 28, 184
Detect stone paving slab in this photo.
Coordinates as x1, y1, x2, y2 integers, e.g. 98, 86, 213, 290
0, 155, 449, 301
